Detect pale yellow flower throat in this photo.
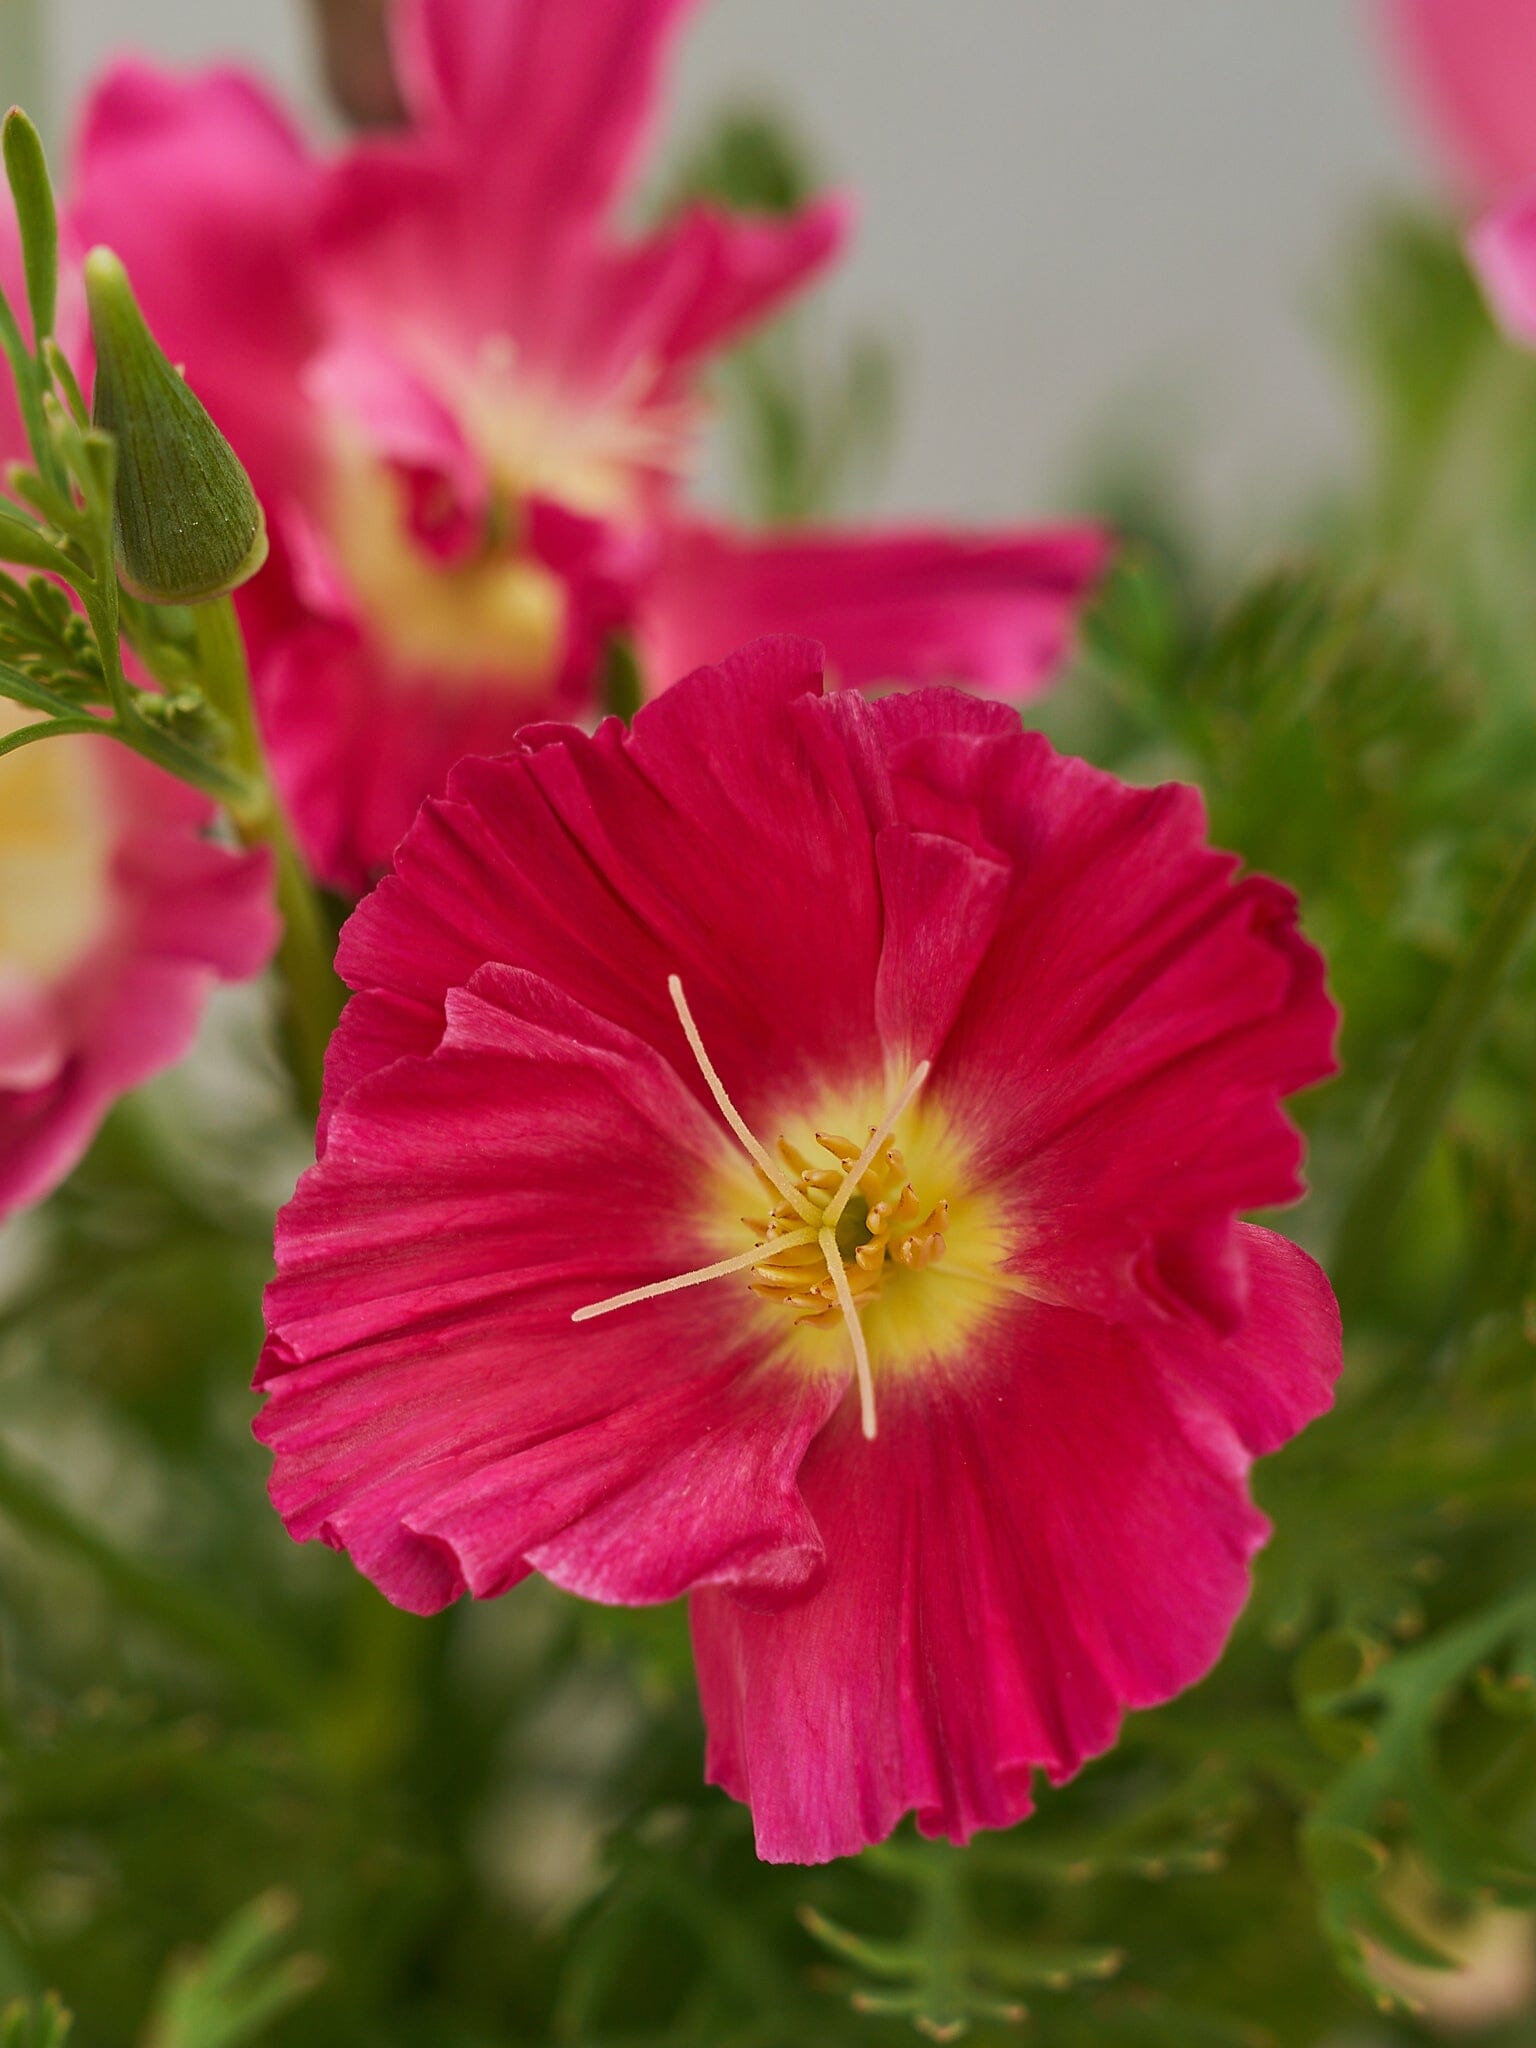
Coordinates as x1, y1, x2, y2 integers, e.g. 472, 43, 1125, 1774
570, 976, 943, 1440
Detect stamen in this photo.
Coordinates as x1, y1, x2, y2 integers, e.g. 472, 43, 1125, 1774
572, 1230, 817, 1322
821, 1060, 932, 1231
668, 975, 817, 1223
819, 1227, 878, 1440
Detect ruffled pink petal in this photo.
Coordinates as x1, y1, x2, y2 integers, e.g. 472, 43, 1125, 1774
68, 60, 323, 493
0, 739, 276, 1220
257, 964, 839, 1613
316, 656, 1016, 1145
332, 639, 891, 1120
877, 722, 1337, 1329
691, 1225, 1340, 1863
642, 520, 1110, 702
1376, 0, 1536, 198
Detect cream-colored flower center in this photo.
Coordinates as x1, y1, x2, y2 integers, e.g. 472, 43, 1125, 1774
328, 438, 568, 687
449, 336, 694, 521
325, 335, 696, 688
0, 706, 111, 987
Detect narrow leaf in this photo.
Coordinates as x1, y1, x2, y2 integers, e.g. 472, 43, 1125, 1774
2, 108, 57, 343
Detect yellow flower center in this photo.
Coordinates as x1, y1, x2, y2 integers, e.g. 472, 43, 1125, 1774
0, 707, 111, 988
328, 436, 568, 689
573, 977, 1017, 1440
744, 1130, 949, 1327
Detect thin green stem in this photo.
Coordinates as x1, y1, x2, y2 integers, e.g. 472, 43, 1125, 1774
190, 596, 343, 1117
601, 632, 644, 721
0, 280, 59, 495
78, 522, 138, 726
1333, 821, 1536, 1302
0, 713, 106, 756
0, 682, 252, 806
112, 715, 256, 806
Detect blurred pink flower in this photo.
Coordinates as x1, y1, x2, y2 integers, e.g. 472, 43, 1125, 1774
69, 0, 1109, 894
256, 638, 1340, 1863
0, 222, 277, 1221
0, 715, 277, 1219
1376, 0, 1536, 198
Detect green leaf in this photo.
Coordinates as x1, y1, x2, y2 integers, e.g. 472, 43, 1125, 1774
2, 110, 57, 345
0, 506, 78, 579
0, 1996, 71, 2048
143, 1892, 324, 2048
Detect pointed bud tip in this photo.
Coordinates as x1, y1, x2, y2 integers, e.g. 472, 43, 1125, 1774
82, 245, 126, 290
85, 246, 268, 606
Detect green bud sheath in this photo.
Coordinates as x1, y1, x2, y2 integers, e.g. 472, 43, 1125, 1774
83, 246, 268, 605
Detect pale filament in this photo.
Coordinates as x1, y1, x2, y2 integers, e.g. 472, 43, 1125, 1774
571, 973, 933, 1443
819, 1227, 877, 1440
571, 1230, 819, 1323
667, 975, 816, 1223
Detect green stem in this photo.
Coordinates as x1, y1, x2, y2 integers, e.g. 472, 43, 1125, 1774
601, 632, 644, 721
0, 712, 112, 756
78, 541, 137, 728
1333, 821, 1536, 1302
190, 596, 344, 1119
0, 697, 255, 806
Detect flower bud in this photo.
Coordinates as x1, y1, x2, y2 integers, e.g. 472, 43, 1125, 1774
83, 246, 267, 605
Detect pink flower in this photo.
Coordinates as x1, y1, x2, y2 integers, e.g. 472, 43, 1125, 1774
0, 715, 277, 1219
257, 638, 1341, 1863
1375, 0, 1536, 199
68, 0, 1109, 894
0, 218, 277, 1220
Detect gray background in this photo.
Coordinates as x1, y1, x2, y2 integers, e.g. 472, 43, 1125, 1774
8, 2, 1436, 529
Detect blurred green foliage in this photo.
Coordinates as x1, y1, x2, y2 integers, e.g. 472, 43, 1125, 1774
663, 104, 898, 523
1, 114, 1535, 2048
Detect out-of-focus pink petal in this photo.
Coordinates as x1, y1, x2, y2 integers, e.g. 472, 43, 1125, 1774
642, 520, 1111, 701
692, 1231, 1339, 1863
305, 338, 487, 554
257, 964, 839, 1613
69, 60, 323, 492
1377, 0, 1536, 198
1470, 190, 1536, 341
257, 621, 577, 898
391, 0, 698, 237
0, 736, 276, 1219
620, 198, 852, 371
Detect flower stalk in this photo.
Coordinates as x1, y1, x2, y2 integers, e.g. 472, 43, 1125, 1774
190, 596, 343, 1118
